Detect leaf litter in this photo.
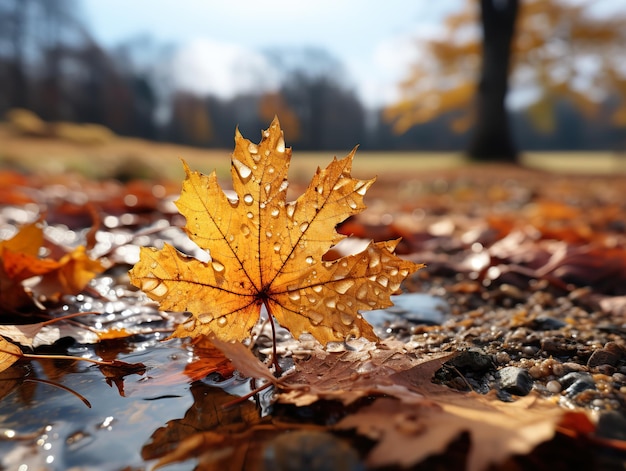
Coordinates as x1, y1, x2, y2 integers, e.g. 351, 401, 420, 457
0, 120, 625, 469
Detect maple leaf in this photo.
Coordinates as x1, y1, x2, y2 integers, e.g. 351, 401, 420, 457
129, 117, 423, 345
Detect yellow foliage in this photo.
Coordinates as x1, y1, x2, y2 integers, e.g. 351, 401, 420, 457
386, 0, 626, 134
129, 118, 423, 345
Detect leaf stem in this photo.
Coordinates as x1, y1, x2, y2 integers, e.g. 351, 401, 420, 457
265, 308, 282, 375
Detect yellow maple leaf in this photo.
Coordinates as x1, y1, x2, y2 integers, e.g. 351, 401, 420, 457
129, 118, 424, 345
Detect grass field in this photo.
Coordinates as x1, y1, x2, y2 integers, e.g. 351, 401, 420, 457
1, 124, 625, 182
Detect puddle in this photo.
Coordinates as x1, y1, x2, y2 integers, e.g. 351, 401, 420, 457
0, 337, 253, 470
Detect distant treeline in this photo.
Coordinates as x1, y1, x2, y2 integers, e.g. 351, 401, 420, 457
0, 0, 623, 152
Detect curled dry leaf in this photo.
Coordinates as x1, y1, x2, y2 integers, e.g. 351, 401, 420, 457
129, 117, 423, 345
0, 223, 105, 310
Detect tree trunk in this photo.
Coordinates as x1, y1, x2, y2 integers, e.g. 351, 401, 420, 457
468, 0, 519, 162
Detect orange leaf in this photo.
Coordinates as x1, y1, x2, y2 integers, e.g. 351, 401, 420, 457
129, 118, 424, 345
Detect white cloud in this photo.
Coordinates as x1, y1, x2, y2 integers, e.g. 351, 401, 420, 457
170, 38, 280, 98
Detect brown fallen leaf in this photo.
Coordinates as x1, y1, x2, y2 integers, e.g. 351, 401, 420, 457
335, 394, 573, 471
276, 340, 453, 406
129, 117, 423, 345
0, 336, 22, 373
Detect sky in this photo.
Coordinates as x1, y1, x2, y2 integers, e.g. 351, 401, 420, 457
80, 0, 461, 109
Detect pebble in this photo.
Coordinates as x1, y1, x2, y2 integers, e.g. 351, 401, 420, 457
263, 431, 363, 471
546, 380, 562, 393
498, 366, 534, 396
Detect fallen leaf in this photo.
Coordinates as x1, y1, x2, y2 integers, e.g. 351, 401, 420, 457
276, 341, 453, 406
184, 336, 235, 382
335, 394, 571, 471
209, 335, 277, 384
0, 223, 105, 310
0, 336, 22, 373
129, 118, 423, 345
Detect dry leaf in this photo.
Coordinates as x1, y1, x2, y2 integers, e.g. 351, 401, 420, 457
0, 336, 22, 373
129, 118, 423, 345
276, 341, 452, 406
0, 223, 105, 309
335, 394, 569, 471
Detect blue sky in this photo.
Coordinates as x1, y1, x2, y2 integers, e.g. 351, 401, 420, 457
81, 0, 461, 108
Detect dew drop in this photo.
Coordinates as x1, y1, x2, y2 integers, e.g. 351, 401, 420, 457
400, 269, 409, 277
279, 180, 289, 193
369, 252, 381, 268
306, 256, 314, 264
325, 298, 336, 309
150, 261, 158, 269
217, 317, 227, 327
377, 276, 389, 288
151, 283, 168, 297
243, 194, 254, 205
228, 234, 234, 242
390, 281, 401, 291
308, 296, 317, 304
266, 230, 273, 238
264, 183, 271, 195
212, 261, 225, 272
247, 212, 254, 219
286, 203, 296, 219
334, 279, 355, 294
309, 311, 324, 325
199, 313, 214, 323
355, 181, 368, 196
316, 185, 323, 194
248, 142, 258, 154
276, 136, 285, 152
340, 312, 354, 326
288, 291, 301, 301
241, 224, 251, 236
333, 179, 349, 191
312, 285, 323, 293
389, 268, 398, 276
355, 284, 368, 300
270, 207, 280, 218
336, 302, 346, 311
347, 199, 358, 209
268, 166, 274, 174
300, 222, 309, 232
232, 158, 252, 180
141, 278, 160, 292
273, 242, 281, 252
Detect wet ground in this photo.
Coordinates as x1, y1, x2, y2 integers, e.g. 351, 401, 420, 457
1, 164, 626, 470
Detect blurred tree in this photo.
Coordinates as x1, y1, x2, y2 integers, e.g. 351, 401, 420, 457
168, 92, 214, 146
384, 0, 626, 161
258, 92, 301, 142
265, 47, 365, 150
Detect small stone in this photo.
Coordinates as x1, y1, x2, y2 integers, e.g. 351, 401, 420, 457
450, 349, 494, 372
560, 372, 593, 389
546, 380, 562, 393
531, 316, 567, 331
495, 352, 511, 364
263, 430, 362, 471
587, 348, 621, 368
498, 366, 534, 396
565, 378, 596, 398
540, 337, 578, 356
